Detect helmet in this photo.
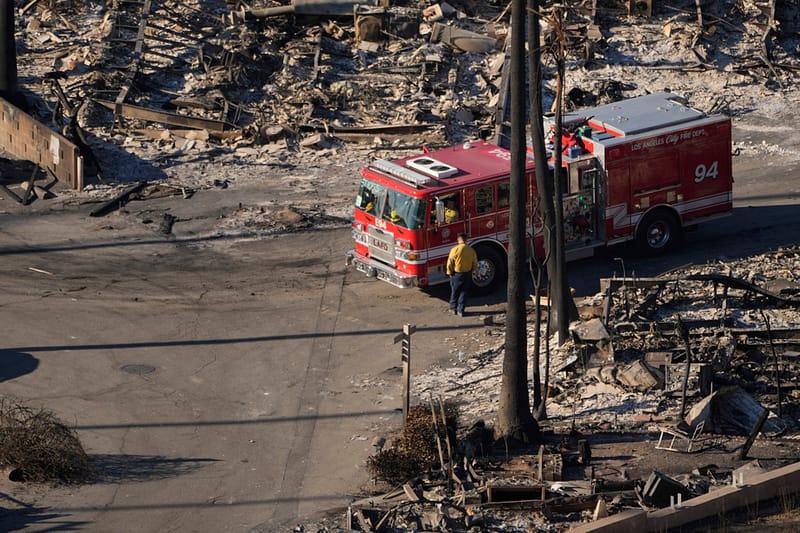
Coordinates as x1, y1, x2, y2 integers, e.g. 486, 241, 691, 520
390, 210, 401, 222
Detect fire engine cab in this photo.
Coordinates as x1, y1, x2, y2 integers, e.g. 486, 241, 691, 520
346, 93, 733, 291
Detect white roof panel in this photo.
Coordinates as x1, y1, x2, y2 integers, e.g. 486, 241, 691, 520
572, 93, 706, 136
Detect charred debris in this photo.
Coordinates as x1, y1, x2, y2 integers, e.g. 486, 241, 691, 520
346, 246, 800, 532
2, 0, 799, 198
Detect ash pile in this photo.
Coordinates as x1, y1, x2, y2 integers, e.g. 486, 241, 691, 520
329, 246, 800, 532
5, 0, 800, 197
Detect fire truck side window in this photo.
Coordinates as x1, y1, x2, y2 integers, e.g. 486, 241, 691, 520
431, 194, 460, 224
498, 183, 510, 209
475, 186, 493, 214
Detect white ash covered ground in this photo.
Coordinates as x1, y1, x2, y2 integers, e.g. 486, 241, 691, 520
413, 246, 800, 435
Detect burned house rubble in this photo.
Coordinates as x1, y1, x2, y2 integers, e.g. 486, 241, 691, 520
324, 246, 800, 532
1, 0, 798, 203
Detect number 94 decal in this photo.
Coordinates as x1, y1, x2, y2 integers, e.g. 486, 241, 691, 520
694, 161, 719, 183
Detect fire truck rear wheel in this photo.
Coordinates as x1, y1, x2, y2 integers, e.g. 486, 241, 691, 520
636, 210, 680, 254
472, 246, 506, 294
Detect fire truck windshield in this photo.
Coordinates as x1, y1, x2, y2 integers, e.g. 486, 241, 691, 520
355, 178, 425, 230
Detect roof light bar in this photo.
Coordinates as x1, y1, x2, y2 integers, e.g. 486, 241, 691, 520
371, 159, 437, 187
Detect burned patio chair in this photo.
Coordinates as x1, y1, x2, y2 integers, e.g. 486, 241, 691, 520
655, 420, 706, 453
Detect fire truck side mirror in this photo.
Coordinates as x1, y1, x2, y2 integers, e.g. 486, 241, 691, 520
434, 199, 445, 226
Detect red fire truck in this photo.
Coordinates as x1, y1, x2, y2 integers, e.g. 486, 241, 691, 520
346, 93, 733, 291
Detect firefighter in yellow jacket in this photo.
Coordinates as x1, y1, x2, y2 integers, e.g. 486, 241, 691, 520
446, 233, 478, 316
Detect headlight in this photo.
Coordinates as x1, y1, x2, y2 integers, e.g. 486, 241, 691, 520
396, 250, 419, 261
352, 224, 367, 244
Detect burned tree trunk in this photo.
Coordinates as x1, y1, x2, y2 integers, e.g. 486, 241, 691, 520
548, 6, 579, 344
495, 0, 538, 444
528, 0, 549, 420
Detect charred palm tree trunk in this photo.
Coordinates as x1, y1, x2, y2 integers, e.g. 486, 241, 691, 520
495, 0, 539, 444
0, 0, 19, 105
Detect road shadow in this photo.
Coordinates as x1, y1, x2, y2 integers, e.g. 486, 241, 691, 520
0, 505, 87, 532
0, 224, 350, 257
89, 454, 221, 484
0, 350, 39, 382
1, 491, 86, 531
5, 324, 490, 354
71, 409, 399, 431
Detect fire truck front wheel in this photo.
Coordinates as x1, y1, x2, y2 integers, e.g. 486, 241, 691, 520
472, 246, 506, 294
636, 210, 680, 254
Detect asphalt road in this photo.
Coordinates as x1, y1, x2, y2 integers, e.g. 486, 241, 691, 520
0, 191, 495, 532
1, 120, 798, 532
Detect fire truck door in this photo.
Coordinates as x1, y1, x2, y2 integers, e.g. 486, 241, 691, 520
427, 193, 466, 278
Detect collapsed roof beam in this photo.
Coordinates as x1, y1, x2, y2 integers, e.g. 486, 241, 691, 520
94, 99, 230, 132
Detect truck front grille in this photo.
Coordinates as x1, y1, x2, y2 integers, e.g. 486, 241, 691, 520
367, 225, 395, 266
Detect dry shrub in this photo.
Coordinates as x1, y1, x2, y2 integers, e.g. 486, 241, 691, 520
400, 405, 440, 470
0, 398, 91, 483
365, 448, 420, 485
366, 402, 459, 484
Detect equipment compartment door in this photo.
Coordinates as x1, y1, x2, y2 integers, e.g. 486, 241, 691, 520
466, 184, 499, 241
562, 167, 600, 248
604, 161, 631, 238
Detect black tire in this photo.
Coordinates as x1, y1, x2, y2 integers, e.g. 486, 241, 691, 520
472, 246, 507, 294
636, 210, 680, 255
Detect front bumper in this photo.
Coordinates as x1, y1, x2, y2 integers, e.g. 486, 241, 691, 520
345, 250, 418, 289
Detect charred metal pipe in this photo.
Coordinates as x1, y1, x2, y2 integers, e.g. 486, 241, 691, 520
249, 0, 380, 18
677, 316, 692, 422
761, 310, 783, 417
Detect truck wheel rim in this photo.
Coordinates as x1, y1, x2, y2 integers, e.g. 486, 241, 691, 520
647, 222, 670, 248
474, 259, 495, 287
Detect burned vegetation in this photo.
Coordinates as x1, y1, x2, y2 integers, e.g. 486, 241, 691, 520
0, 398, 92, 484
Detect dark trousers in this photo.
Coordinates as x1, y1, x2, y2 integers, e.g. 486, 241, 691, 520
449, 272, 471, 313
